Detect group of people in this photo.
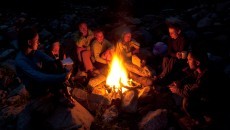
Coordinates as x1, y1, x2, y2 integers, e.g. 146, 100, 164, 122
72, 22, 140, 78
14, 21, 142, 108
14, 20, 222, 128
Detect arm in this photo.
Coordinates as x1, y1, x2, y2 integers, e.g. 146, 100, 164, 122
130, 40, 140, 55
36, 50, 55, 62
167, 40, 177, 58
92, 41, 107, 64
16, 55, 66, 85
18, 61, 66, 84
85, 30, 94, 47
168, 36, 188, 58
170, 82, 199, 98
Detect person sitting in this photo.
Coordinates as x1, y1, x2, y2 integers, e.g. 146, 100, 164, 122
91, 29, 114, 71
154, 23, 190, 85
72, 22, 98, 77
15, 26, 74, 108
46, 37, 66, 61
45, 37, 68, 74
116, 30, 140, 62
73, 22, 94, 64
168, 50, 214, 126
115, 30, 154, 86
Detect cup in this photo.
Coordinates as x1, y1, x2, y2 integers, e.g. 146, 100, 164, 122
181, 51, 188, 59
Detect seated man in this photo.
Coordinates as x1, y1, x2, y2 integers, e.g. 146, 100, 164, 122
72, 22, 94, 72
169, 50, 214, 125
91, 29, 114, 71
154, 23, 189, 85
73, 22, 94, 63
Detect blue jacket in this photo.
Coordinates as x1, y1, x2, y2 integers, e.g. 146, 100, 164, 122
15, 50, 66, 97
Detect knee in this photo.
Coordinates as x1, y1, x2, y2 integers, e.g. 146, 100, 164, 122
82, 50, 91, 57
182, 98, 189, 113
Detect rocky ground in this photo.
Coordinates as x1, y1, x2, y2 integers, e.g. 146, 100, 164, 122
1, 0, 230, 129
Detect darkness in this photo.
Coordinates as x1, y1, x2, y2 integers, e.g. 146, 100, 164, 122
1, 0, 228, 18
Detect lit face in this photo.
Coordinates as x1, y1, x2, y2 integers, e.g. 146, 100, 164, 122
187, 53, 198, 70
95, 32, 104, 43
123, 32, 131, 43
79, 23, 88, 37
28, 33, 39, 50
52, 42, 60, 53
169, 27, 181, 39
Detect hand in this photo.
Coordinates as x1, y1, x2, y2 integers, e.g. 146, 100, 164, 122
169, 86, 178, 93
176, 52, 182, 59
65, 70, 73, 81
169, 81, 177, 88
132, 49, 139, 55
169, 81, 180, 93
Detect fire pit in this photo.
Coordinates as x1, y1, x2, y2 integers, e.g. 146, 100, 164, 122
105, 54, 142, 100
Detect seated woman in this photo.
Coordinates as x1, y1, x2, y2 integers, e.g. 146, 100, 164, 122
116, 30, 140, 62
46, 37, 66, 60
15, 27, 74, 108
45, 37, 67, 74
115, 30, 154, 86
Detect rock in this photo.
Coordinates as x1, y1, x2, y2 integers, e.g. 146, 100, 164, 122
123, 17, 142, 25
128, 72, 153, 86
17, 96, 94, 130
139, 109, 168, 130
138, 86, 155, 104
121, 90, 138, 113
87, 74, 106, 88
152, 42, 168, 56
8, 84, 29, 97
47, 100, 94, 130
197, 16, 213, 28
102, 105, 119, 122
0, 49, 15, 60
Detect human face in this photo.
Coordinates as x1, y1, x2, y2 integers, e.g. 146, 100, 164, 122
169, 27, 180, 39
79, 23, 88, 37
52, 42, 60, 53
187, 53, 198, 70
28, 33, 39, 50
96, 32, 104, 43
123, 32, 131, 43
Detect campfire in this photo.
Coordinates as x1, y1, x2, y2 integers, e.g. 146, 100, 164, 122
106, 54, 129, 93
106, 54, 140, 94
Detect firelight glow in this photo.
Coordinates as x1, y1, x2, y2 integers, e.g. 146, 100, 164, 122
106, 54, 129, 93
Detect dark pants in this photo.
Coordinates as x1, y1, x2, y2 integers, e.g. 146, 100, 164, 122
160, 56, 187, 80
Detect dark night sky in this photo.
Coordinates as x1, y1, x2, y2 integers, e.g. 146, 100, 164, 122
1, 0, 227, 17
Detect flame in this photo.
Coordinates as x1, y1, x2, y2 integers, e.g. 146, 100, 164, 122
106, 54, 129, 93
